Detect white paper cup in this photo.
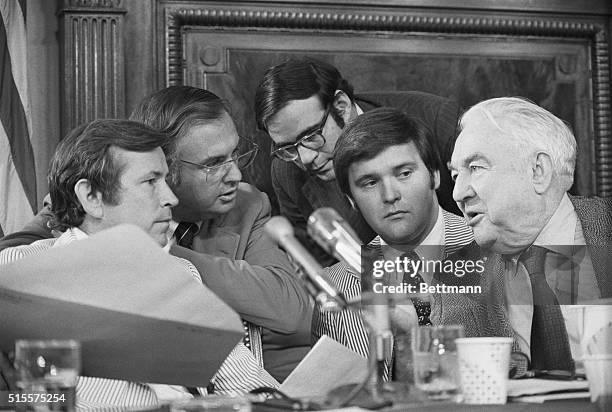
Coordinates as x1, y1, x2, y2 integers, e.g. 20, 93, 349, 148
455, 337, 513, 404
584, 354, 612, 410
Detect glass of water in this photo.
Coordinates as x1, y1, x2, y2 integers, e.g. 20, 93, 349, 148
14, 340, 80, 411
412, 325, 464, 401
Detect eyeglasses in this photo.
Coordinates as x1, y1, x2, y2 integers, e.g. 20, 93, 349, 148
179, 140, 259, 182
270, 107, 330, 162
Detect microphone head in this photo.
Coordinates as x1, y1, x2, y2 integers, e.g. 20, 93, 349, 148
308, 207, 360, 248
264, 216, 294, 244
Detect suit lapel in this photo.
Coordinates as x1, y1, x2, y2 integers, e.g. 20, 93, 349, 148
192, 223, 240, 259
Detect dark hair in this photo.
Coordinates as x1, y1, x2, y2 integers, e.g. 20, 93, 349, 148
334, 107, 442, 196
49, 119, 168, 231
129, 86, 229, 184
254, 58, 354, 131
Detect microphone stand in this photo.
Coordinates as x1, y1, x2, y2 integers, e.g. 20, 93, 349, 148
307, 208, 418, 408
324, 245, 397, 409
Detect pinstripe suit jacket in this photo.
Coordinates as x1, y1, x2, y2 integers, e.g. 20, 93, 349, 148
312, 209, 474, 362
0, 230, 279, 408
431, 195, 612, 374
271, 92, 463, 267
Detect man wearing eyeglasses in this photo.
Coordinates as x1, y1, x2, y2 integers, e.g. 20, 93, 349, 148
0, 87, 312, 382
255, 58, 462, 265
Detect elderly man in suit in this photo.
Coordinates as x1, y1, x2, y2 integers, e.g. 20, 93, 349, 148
438, 97, 612, 376
313, 108, 473, 380
0, 119, 278, 407
254, 58, 462, 265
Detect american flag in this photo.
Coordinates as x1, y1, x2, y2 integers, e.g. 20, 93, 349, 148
0, 0, 36, 236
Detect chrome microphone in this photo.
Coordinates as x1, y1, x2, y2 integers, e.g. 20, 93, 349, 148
307, 207, 362, 273
264, 216, 347, 311
308, 208, 392, 364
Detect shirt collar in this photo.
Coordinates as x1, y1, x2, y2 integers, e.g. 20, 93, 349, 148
52, 227, 89, 248
378, 205, 444, 261
355, 102, 364, 116
533, 193, 577, 256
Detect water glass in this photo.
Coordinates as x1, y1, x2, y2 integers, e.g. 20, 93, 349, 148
412, 325, 464, 400
14, 340, 80, 411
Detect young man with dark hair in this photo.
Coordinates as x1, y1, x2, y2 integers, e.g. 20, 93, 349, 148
312, 108, 473, 368
255, 58, 462, 265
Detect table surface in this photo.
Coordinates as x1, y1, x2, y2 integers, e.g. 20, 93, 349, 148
253, 399, 596, 411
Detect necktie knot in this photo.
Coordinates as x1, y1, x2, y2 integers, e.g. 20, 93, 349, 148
519, 245, 548, 277
175, 222, 198, 248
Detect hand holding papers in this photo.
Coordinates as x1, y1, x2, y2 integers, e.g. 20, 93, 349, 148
0, 224, 244, 386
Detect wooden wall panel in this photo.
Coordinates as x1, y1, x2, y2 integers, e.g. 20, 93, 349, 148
59, 0, 126, 136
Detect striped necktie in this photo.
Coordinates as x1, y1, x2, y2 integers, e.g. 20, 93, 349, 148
519, 246, 574, 372
402, 251, 432, 326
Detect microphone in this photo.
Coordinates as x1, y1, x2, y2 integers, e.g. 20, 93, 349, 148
307, 207, 362, 273
308, 208, 392, 363
264, 216, 348, 311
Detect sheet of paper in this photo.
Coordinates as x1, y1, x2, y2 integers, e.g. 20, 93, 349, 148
507, 378, 589, 397
0, 224, 244, 386
512, 391, 590, 403
280, 335, 368, 399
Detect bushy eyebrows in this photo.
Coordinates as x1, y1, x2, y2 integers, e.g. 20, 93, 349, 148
140, 170, 167, 180
450, 152, 489, 170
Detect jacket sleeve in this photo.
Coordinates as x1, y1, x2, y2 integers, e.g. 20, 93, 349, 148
171, 192, 312, 334
0, 206, 54, 252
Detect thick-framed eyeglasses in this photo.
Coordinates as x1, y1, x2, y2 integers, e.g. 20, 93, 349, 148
270, 106, 330, 162
179, 140, 259, 182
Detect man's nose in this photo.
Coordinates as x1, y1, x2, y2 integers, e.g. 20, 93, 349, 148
161, 181, 179, 207
452, 172, 474, 204
381, 179, 401, 204
296, 145, 318, 167
223, 160, 242, 184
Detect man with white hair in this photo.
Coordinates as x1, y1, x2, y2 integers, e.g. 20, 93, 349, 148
436, 97, 611, 376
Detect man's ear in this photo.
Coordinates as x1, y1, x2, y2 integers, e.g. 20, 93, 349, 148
332, 90, 354, 124
432, 170, 441, 191
532, 152, 554, 194
74, 179, 104, 219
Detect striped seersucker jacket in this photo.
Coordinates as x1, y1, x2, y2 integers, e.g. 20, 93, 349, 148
0, 229, 279, 409
312, 209, 474, 377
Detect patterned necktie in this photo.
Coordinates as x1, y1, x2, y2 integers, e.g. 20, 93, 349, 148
519, 246, 574, 372
402, 251, 432, 326
174, 222, 198, 248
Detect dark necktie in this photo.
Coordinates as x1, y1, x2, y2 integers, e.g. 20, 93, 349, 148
519, 246, 574, 372
392, 251, 430, 383
402, 251, 432, 326
175, 222, 198, 248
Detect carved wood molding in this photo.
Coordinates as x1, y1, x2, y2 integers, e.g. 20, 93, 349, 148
161, 4, 611, 197
58, 2, 127, 136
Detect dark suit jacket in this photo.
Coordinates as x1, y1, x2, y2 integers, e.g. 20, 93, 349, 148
431, 195, 612, 368
170, 183, 313, 381
271, 91, 462, 266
